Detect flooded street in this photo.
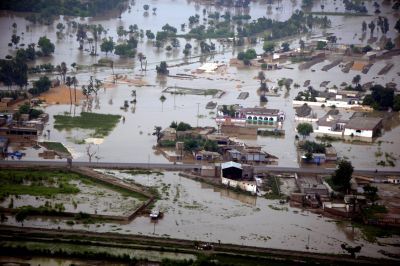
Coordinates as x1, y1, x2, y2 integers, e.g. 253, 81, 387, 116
4, 170, 399, 258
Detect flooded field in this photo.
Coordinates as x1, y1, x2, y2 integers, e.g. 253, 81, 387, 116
3, 170, 398, 258
0, 170, 145, 216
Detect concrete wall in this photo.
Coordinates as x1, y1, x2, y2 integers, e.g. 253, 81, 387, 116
344, 128, 373, 138
221, 177, 257, 194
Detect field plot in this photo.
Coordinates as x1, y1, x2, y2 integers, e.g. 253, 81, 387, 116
0, 169, 148, 219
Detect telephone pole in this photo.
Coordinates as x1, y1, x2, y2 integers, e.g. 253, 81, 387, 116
196, 103, 200, 127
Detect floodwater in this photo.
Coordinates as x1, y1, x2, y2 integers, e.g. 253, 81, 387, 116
0, 179, 143, 216
4, 170, 399, 258
1, 0, 400, 169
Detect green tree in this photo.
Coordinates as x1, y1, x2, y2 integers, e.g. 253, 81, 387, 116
37, 36, 55, 56
363, 184, 378, 202
331, 160, 354, 192
393, 95, 400, 111
281, 42, 290, 52
263, 41, 275, 53
384, 39, 395, 50
203, 140, 218, 152
152, 126, 162, 142
160, 94, 166, 111
352, 75, 361, 86
395, 19, 400, 33
100, 37, 114, 56
156, 61, 169, 75
296, 123, 313, 139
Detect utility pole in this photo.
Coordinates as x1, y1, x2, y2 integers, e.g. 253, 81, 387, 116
196, 103, 200, 127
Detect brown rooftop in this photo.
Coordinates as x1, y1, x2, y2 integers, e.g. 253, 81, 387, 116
345, 117, 382, 130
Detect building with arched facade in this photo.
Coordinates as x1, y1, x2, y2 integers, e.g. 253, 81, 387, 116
216, 106, 285, 125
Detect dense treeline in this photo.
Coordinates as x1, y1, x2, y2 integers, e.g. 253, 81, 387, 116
0, 0, 127, 17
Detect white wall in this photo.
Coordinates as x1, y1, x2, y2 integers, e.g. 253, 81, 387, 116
221, 177, 257, 194
344, 128, 373, 138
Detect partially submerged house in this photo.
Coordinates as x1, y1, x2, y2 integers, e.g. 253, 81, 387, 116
315, 114, 347, 137
315, 112, 383, 139
343, 116, 382, 138
216, 105, 285, 125
221, 161, 257, 194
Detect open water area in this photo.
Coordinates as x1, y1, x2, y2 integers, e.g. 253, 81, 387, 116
3, 170, 399, 258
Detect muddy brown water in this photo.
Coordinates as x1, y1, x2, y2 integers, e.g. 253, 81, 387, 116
4, 170, 399, 258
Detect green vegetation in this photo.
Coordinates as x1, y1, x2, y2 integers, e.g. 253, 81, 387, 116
330, 160, 353, 192
296, 123, 313, 139
307, 11, 371, 17
37, 36, 55, 56
354, 223, 400, 242
316, 134, 342, 142
294, 87, 318, 102
299, 140, 326, 153
54, 112, 121, 138
29, 76, 51, 95
40, 141, 70, 155
122, 169, 164, 176
170, 121, 192, 131
0, 169, 80, 198
257, 129, 285, 137
0, 0, 127, 23
237, 49, 257, 65
363, 85, 399, 111
263, 176, 284, 200
14, 203, 66, 223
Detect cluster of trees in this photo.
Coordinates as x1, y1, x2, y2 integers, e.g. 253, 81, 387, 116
237, 11, 330, 39
170, 121, 192, 131
214, 0, 251, 8
0, 57, 28, 89
343, 0, 368, 13
156, 61, 169, 75
0, 0, 127, 23
362, 85, 400, 111
294, 87, 318, 102
237, 49, 257, 65
14, 102, 44, 121
28, 76, 51, 95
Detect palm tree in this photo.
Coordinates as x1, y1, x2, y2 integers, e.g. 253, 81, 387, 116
138, 52, 145, 71
65, 76, 73, 105
60, 62, 67, 84
72, 76, 78, 104
160, 95, 166, 111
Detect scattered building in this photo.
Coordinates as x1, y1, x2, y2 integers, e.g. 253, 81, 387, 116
221, 161, 257, 194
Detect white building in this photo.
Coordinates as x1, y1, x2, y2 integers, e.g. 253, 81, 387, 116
216, 106, 285, 125
343, 117, 382, 138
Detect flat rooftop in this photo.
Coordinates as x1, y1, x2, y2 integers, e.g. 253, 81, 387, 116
345, 117, 382, 130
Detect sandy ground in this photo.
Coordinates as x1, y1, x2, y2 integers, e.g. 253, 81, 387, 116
39, 85, 84, 105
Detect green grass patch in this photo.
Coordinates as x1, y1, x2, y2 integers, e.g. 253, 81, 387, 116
354, 222, 400, 242
0, 169, 80, 197
122, 169, 164, 176
40, 141, 71, 155
263, 176, 284, 200
54, 112, 121, 138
